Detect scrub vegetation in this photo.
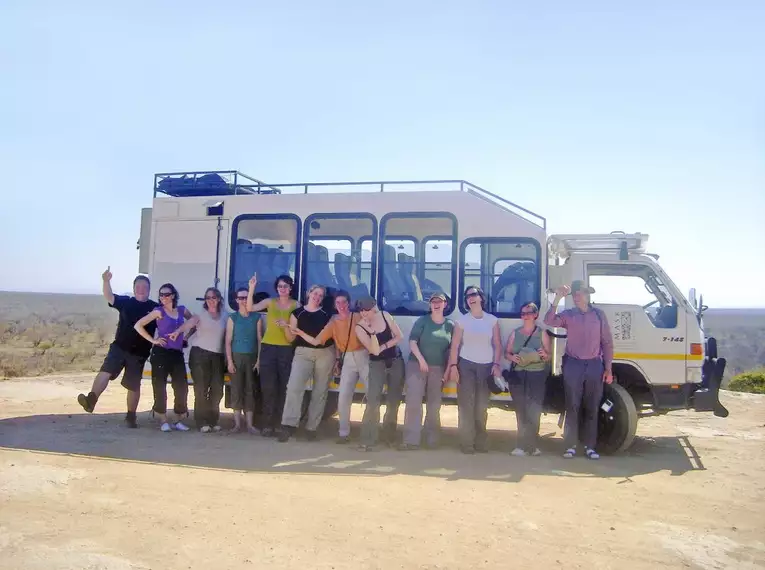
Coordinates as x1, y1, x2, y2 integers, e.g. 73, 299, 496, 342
1, 291, 763, 383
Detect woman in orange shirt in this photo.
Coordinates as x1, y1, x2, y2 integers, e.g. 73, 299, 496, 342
291, 290, 368, 444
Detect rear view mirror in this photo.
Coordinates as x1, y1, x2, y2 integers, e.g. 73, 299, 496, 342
688, 288, 697, 310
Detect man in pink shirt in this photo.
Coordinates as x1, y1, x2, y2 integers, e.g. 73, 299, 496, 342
544, 280, 614, 460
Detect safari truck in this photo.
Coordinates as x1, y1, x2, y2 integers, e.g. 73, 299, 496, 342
137, 170, 728, 454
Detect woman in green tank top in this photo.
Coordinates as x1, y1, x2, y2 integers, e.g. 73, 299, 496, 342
504, 302, 551, 457
246, 272, 300, 438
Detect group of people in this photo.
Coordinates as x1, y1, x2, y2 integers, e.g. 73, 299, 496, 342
77, 267, 613, 459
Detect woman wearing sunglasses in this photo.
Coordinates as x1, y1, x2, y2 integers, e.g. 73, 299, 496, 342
447, 286, 502, 454
224, 286, 261, 434
134, 283, 193, 432
505, 302, 550, 456
246, 273, 299, 437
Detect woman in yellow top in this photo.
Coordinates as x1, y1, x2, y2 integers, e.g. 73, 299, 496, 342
247, 272, 299, 438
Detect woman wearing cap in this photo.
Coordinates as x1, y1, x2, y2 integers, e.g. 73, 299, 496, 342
505, 302, 551, 456
447, 285, 502, 454
354, 297, 404, 451
400, 292, 454, 450
246, 273, 299, 438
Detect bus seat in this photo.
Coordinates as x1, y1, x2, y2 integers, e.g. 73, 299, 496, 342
272, 250, 291, 278
653, 303, 678, 329
382, 244, 407, 303
334, 253, 353, 290
315, 245, 337, 288
398, 253, 424, 301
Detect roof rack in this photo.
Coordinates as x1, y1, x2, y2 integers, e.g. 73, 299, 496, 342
548, 232, 649, 259
154, 171, 282, 197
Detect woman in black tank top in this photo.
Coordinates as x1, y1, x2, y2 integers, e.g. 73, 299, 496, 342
354, 297, 405, 450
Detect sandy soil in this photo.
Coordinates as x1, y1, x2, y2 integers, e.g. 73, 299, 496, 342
0, 374, 763, 570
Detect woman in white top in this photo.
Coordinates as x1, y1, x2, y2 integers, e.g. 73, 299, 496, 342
447, 285, 502, 454
174, 287, 228, 432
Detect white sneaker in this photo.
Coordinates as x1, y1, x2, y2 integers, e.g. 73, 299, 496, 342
510, 448, 528, 457
531, 448, 542, 457
174, 422, 190, 432
211, 425, 222, 433
585, 447, 600, 460
160, 422, 172, 432
200, 425, 212, 433
563, 448, 576, 458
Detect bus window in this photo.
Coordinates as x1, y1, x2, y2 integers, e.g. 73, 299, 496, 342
230, 214, 300, 308
379, 214, 456, 315
303, 214, 377, 309
460, 238, 541, 317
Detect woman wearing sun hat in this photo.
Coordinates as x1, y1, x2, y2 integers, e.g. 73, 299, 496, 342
544, 280, 614, 460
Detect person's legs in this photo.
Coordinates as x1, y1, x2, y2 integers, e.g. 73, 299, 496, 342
581, 359, 605, 451
169, 351, 189, 429
473, 363, 491, 452
524, 370, 548, 453
229, 353, 247, 432
423, 365, 444, 448
382, 356, 405, 443
280, 347, 313, 440
275, 346, 295, 434
258, 344, 278, 433
237, 353, 256, 433
305, 347, 335, 433
457, 359, 477, 451
208, 352, 225, 429
337, 350, 366, 439
150, 348, 171, 429
78, 343, 125, 413
189, 347, 210, 429
360, 360, 386, 447
403, 360, 426, 446
562, 357, 586, 453
119, 351, 147, 427
512, 370, 529, 451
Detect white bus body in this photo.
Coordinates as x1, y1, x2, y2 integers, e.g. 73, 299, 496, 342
138, 172, 728, 454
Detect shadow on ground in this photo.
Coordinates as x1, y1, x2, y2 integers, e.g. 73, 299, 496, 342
0, 411, 705, 483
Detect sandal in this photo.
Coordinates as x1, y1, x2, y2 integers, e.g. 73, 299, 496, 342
585, 448, 600, 460
563, 448, 576, 459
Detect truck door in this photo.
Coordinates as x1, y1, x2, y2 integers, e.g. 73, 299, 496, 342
585, 262, 687, 387
151, 219, 229, 308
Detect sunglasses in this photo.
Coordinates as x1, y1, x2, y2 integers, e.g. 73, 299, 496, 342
466, 292, 480, 299
205, 295, 219, 300
159, 292, 173, 298
236, 296, 248, 301
521, 311, 537, 316
277, 284, 291, 289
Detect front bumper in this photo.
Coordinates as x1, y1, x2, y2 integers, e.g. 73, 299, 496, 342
691, 336, 729, 417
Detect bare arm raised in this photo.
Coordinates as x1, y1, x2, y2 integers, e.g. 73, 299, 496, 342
102, 267, 115, 306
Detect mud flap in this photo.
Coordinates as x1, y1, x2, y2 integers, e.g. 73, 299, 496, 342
695, 357, 729, 418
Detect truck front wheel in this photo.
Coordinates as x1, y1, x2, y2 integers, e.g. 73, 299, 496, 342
596, 383, 638, 455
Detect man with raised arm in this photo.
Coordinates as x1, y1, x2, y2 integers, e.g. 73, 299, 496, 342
544, 280, 614, 460
76, 267, 158, 428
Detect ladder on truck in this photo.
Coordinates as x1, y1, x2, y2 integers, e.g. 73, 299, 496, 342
548, 232, 650, 263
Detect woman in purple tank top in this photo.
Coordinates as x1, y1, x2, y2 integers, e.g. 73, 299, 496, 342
135, 283, 193, 432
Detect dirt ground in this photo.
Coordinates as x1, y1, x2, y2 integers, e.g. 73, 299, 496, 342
0, 375, 763, 570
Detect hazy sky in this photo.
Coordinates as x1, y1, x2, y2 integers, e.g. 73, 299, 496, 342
1, 1, 763, 307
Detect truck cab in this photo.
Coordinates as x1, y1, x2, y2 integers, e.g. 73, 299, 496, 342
546, 232, 728, 452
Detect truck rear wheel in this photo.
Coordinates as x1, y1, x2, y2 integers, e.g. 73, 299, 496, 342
596, 383, 638, 455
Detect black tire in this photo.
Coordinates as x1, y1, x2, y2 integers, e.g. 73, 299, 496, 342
596, 383, 638, 455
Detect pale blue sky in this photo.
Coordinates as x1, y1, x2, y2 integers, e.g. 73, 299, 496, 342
1, 1, 763, 307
